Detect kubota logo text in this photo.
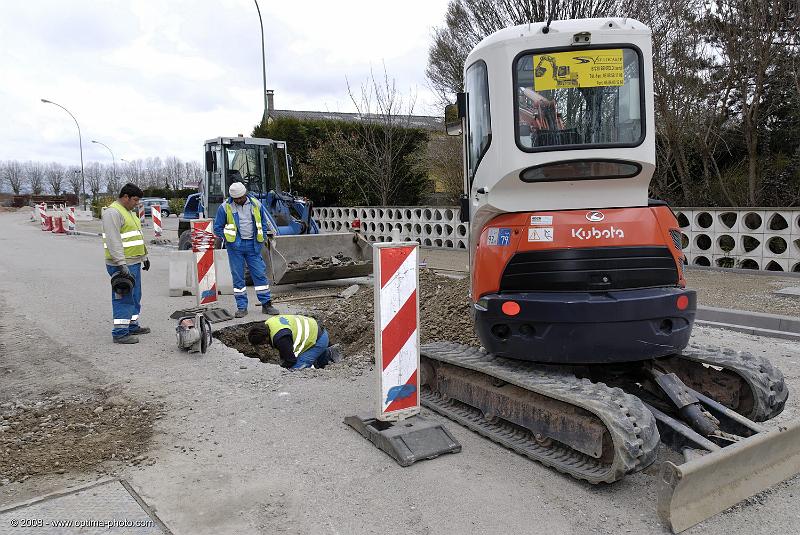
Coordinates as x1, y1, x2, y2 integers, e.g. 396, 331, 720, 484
571, 226, 625, 240
586, 211, 605, 222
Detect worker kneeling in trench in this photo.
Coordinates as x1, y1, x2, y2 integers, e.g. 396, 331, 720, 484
248, 314, 343, 370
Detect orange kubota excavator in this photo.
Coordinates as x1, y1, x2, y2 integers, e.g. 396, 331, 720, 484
422, 18, 800, 533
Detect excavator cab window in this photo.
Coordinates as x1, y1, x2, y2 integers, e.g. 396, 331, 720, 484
465, 60, 491, 181
225, 145, 265, 196
515, 47, 643, 151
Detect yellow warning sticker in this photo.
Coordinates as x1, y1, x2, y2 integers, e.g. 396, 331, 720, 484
532, 49, 624, 91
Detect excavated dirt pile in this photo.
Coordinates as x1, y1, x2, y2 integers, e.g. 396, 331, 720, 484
0, 393, 159, 484
287, 253, 368, 271
306, 271, 480, 367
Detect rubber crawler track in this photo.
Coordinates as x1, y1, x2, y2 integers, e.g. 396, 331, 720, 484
420, 342, 660, 484
676, 343, 789, 422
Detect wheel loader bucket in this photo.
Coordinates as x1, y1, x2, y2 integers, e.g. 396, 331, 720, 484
264, 232, 373, 285
657, 419, 800, 533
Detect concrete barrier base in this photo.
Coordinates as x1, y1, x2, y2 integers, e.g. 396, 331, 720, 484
169, 250, 233, 297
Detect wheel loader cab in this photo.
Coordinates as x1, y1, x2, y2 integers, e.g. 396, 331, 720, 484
455, 19, 694, 364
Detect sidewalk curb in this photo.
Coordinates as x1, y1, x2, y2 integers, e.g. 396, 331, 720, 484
697, 305, 800, 341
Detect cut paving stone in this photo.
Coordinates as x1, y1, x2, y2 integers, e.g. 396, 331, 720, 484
0, 479, 170, 534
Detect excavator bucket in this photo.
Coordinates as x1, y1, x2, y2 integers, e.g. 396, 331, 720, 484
657, 419, 800, 533
264, 232, 373, 285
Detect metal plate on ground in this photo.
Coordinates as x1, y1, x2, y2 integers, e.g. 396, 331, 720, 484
774, 286, 800, 298
0, 479, 170, 534
344, 414, 461, 467
169, 306, 233, 323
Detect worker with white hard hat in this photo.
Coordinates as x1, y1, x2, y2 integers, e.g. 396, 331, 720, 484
213, 182, 279, 317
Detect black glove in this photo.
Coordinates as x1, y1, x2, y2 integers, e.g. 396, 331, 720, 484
119, 264, 131, 276
143, 259, 151, 271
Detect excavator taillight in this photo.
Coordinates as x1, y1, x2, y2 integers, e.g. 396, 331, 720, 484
351, 219, 361, 230
502, 301, 521, 316
676, 295, 689, 310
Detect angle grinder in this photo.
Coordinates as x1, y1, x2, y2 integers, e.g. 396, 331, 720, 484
175, 313, 212, 354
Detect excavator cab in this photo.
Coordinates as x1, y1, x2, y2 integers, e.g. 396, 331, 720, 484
430, 18, 800, 532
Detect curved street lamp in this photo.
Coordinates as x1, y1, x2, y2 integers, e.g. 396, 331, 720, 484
41, 98, 86, 210
91, 140, 116, 183
254, 0, 268, 124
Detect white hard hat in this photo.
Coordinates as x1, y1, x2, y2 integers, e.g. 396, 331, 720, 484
229, 182, 247, 198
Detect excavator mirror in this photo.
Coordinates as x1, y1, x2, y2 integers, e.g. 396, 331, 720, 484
445, 104, 462, 136
205, 150, 216, 173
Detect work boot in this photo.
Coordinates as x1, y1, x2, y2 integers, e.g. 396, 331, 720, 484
235, 309, 248, 318
328, 344, 344, 364
113, 334, 139, 344
129, 326, 151, 335
262, 302, 279, 315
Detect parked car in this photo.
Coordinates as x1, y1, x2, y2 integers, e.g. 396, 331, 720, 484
141, 198, 171, 217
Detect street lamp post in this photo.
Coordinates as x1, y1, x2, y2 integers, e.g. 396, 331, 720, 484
41, 99, 86, 210
91, 140, 116, 184
254, 0, 268, 125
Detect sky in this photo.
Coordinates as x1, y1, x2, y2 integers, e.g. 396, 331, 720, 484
0, 0, 450, 166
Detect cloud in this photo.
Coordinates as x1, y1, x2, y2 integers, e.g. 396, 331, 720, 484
0, 0, 449, 167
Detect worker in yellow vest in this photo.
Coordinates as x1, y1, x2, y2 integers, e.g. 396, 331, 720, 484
102, 183, 150, 344
247, 314, 342, 369
213, 182, 279, 318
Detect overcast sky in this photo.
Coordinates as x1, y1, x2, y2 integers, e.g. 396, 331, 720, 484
0, 0, 449, 166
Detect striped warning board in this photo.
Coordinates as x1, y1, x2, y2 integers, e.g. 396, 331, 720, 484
374, 242, 420, 421
152, 205, 162, 237
190, 219, 217, 306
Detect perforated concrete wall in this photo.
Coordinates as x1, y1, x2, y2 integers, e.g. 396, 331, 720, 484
674, 208, 800, 273
314, 206, 469, 249
314, 206, 800, 273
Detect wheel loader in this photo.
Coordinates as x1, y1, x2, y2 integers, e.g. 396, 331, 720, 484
178, 136, 371, 284
423, 18, 800, 532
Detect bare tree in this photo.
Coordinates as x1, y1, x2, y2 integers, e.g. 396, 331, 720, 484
67, 166, 82, 197
25, 161, 45, 195
3, 160, 24, 194
164, 156, 184, 190
45, 162, 66, 195
330, 67, 423, 205
184, 161, 203, 189
122, 159, 145, 186
144, 157, 163, 189
427, 0, 626, 104
104, 164, 121, 195
85, 162, 104, 199
704, 0, 799, 204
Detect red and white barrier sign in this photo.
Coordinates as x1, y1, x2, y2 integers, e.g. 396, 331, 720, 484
373, 242, 420, 421
152, 205, 162, 237
51, 211, 66, 234
138, 204, 146, 227
191, 219, 217, 306
38, 204, 47, 228
67, 207, 76, 233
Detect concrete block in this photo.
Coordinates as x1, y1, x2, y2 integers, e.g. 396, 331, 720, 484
737, 210, 766, 234
713, 210, 739, 233
690, 210, 715, 233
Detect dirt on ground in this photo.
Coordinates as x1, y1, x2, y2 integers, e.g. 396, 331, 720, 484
287, 253, 368, 271
0, 392, 159, 485
686, 269, 800, 317
304, 270, 478, 365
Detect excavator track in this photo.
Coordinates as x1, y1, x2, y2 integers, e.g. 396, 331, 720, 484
420, 342, 659, 484
658, 343, 788, 422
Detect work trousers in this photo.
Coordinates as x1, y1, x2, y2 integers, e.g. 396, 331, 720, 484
228, 240, 271, 310
293, 329, 332, 369
107, 263, 142, 339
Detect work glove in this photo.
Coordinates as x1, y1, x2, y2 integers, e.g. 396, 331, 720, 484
119, 264, 131, 276
143, 259, 151, 271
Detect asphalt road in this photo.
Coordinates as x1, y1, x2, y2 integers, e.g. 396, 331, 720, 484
1, 210, 799, 535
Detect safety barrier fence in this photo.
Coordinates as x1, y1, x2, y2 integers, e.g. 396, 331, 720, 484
314, 206, 800, 273
314, 206, 469, 249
